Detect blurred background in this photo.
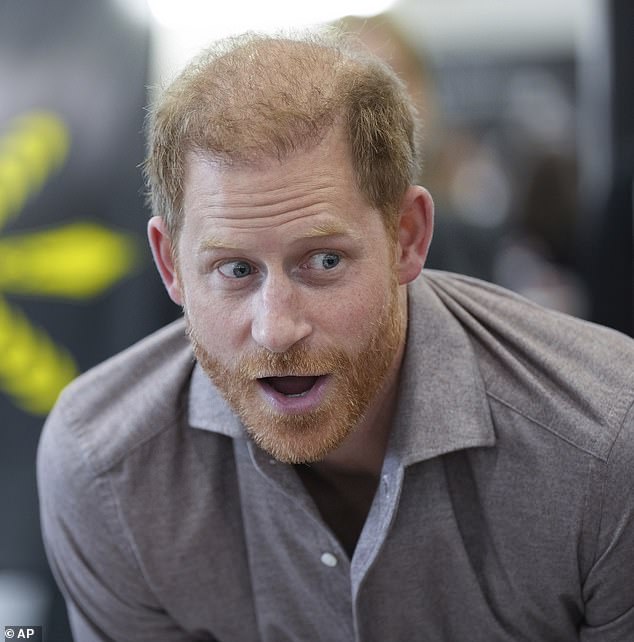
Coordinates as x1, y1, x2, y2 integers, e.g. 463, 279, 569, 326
0, 0, 631, 638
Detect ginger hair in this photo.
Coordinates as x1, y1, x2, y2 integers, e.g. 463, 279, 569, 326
144, 31, 421, 241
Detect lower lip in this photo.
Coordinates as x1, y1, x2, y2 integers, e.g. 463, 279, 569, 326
257, 375, 330, 414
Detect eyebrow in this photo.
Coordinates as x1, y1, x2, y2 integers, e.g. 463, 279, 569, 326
199, 236, 235, 251
199, 222, 360, 252
299, 222, 359, 240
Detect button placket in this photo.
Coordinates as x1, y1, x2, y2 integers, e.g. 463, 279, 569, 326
381, 474, 390, 498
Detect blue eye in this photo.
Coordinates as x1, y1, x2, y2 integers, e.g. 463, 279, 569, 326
218, 260, 255, 278
307, 252, 341, 270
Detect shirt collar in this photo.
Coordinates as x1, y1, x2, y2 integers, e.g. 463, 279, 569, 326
388, 274, 495, 466
188, 361, 246, 439
188, 273, 496, 462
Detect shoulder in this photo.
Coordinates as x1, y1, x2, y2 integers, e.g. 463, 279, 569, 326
38, 319, 195, 478
418, 271, 634, 460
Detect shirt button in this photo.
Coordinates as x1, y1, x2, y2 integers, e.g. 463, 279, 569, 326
320, 552, 338, 567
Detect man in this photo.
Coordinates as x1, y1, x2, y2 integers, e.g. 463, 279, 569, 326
37, 32, 634, 641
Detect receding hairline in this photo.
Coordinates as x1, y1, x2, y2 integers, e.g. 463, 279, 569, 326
145, 29, 422, 243
168, 32, 373, 158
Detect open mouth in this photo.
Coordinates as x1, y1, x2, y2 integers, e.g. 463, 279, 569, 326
257, 374, 329, 412
259, 376, 319, 398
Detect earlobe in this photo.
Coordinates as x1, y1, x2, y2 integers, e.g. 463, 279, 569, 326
147, 216, 184, 306
396, 186, 434, 285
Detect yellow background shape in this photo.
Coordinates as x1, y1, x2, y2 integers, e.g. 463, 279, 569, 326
0, 112, 69, 230
0, 222, 139, 299
0, 298, 77, 414
0, 111, 140, 415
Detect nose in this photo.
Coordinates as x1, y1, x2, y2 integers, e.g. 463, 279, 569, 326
251, 274, 312, 353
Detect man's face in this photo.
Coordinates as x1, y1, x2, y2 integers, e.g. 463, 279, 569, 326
173, 130, 407, 463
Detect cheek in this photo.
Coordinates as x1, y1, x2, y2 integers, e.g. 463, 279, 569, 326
319, 274, 393, 347
183, 285, 251, 355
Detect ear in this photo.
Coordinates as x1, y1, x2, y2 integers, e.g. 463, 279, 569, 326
147, 216, 184, 306
396, 186, 434, 285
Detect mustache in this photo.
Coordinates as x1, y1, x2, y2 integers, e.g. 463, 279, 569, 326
234, 347, 349, 379
236, 347, 349, 379
186, 322, 348, 379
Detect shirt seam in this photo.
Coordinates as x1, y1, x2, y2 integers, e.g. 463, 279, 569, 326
590, 396, 634, 571
102, 471, 167, 608
59, 383, 190, 477
59, 401, 165, 605
603, 395, 634, 465
485, 391, 608, 462
579, 455, 602, 587
71, 400, 193, 614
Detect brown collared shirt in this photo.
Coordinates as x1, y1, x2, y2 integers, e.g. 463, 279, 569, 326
37, 272, 634, 641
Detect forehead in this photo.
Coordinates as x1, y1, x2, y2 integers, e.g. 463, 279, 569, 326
184, 125, 351, 191
180, 128, 378, 236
